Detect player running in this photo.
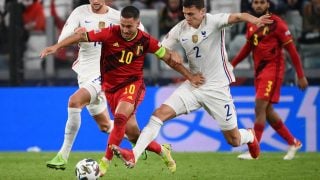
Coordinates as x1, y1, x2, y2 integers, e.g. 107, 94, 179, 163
45, 0, 147, 170
40, 5, 205, 175
111, 0, 274, 169
231, 0, 308, 160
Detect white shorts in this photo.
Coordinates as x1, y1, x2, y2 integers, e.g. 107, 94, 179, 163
78, 74, 107, 116
163, 82, 238, 131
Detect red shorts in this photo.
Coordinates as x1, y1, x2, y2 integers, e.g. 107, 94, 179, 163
255, 77, 283, 103
105, 80, 145, 114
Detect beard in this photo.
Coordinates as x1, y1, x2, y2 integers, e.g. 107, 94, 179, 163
251, 9, 268, 17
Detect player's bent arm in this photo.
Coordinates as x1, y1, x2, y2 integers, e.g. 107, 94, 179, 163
155, 47, 205, 86
228, 13, 273, 27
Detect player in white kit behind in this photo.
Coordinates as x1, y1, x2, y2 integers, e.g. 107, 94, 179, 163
111, 0, 274, 169
46, 0, 146, 170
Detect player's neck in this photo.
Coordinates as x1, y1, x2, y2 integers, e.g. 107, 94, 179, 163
91, 5, 109, 14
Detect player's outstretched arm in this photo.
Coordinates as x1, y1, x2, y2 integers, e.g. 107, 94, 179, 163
40, 29, 88, 58
228, 13, 273, 27
161, 48, 205, 87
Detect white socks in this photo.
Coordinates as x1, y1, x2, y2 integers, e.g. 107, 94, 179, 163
59, 107, 81, 160
133, 116, 163, 162
239, 129, 254, 145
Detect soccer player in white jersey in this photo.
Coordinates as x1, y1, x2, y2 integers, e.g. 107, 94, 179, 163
111, 0, 274, 169
45, 0, 146, 170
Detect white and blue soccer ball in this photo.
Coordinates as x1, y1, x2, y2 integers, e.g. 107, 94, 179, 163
75, 158, 100, 180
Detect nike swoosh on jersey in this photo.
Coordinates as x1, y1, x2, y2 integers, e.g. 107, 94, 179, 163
181, 38, 188, 41
84, 20, 92, 23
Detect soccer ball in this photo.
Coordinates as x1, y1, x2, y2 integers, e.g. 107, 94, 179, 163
75, 158, 100, 180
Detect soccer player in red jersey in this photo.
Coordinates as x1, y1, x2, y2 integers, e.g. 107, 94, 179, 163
231, 0, 308, 160
40, 5, 204, 175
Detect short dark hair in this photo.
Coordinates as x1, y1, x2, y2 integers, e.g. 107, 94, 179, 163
183, 0, 205, 9
121, 6, 140, 19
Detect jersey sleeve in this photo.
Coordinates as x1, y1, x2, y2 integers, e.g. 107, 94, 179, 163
147, 33, 162, 54
87, 28, 110, 42
161, 24, 180, 50
275, 20, 292, 45
211, 13, 230, 29
58, 7, 81, 42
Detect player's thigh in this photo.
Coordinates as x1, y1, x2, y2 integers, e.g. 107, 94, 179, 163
202, 86, 238, 131
80, 77, 107, 116
163, 82, 201, 116
255, 77, 282, 103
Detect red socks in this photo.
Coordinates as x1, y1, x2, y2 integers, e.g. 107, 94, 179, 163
254, 122, 265, 142
106, 113, 128, 160
146, 141, 162, 154
270, 120, 295, 145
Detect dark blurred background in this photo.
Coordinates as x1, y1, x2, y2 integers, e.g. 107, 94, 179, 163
0, 0, 319, 87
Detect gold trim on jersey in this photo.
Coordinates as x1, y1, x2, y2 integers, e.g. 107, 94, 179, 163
283, 39, 293, 46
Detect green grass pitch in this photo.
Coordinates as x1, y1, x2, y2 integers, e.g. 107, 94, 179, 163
1, 152, 319, 179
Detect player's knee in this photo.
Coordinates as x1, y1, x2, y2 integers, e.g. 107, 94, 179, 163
68, 95, 84, 108
153, 105, 175, 121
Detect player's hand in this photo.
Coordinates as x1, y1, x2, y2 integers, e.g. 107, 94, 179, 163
255, 14, 273, 27
190, 72, 205, 88
74, 27, 87, 34
170, 51, 183, 64
39, 45, 58, 59
297, 76, 308, 90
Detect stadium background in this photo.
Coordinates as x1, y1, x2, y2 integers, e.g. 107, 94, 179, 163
0, 86, 319, 152
0, 1, 319, 153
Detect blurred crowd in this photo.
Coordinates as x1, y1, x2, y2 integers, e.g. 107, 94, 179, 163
0, 0, 319, 86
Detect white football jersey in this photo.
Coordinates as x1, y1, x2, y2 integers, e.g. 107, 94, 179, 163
162, 13, 235, 87
58, 5, 120, 78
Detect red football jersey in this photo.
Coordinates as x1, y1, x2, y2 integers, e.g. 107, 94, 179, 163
87, 25, 161, 92
246, 14, 292, 79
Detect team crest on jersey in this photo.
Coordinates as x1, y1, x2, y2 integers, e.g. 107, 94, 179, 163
192, 35, 198, 43
99, 21, 105, 29
136, 45, 144, 56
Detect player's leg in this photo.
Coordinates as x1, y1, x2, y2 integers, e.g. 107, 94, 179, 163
87, 91, 113, 132
236, 98, 268, 160
266, 105, 302, 160
112, 83, 197, 172
100, 82, 143, 176
46, 87, 90, 170
254, 98, 269, 141
124, 115, 148, 160
200, 85, 260, 159
111, 105, 177, 173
